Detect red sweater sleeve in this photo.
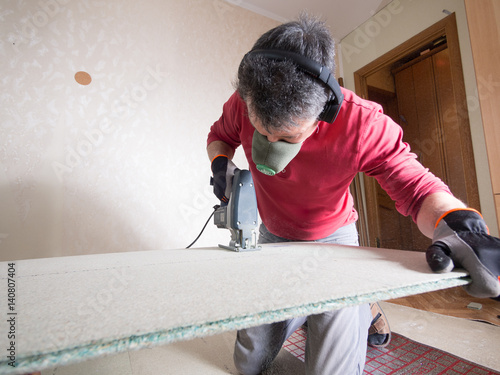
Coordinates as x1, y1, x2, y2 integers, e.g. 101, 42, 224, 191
356, 105, 451, 221
207, 92, 244, 150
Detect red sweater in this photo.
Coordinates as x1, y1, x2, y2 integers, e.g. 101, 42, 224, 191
207, 89, 451, 240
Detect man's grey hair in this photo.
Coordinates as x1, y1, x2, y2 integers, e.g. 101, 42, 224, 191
235, 14, 336, 131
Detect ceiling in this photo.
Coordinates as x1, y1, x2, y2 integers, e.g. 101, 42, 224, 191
229, 0, 394, 41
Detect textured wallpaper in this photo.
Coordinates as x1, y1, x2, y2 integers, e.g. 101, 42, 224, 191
0, 0, 279, 260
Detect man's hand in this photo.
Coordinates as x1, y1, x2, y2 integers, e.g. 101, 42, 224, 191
426, 209, 500, 298
210, 155, 238, 204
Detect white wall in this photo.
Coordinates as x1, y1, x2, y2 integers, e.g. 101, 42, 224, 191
339, 0, 498, 236
0, 0, 279, 260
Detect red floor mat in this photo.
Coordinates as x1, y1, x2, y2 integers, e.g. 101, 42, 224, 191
283, 328, 499, 374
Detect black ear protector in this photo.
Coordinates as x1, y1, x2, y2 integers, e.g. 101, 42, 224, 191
247, 49, 344, 124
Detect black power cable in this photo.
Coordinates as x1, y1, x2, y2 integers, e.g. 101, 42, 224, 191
186, 205, 220, 249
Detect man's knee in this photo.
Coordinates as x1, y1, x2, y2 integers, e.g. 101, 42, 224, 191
234, 327, 281, 375
234, 330, 266, 375
234, 347, 271, 375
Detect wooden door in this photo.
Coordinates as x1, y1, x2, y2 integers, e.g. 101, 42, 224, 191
366, 86, 416, 250
367, 46, 474, 251
394, 47, 470, 203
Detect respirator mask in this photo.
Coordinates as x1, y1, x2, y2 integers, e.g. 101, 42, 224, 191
251, 130, 302, 176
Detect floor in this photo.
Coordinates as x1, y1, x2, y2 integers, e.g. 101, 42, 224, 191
39, 287, 500, 375
379, 302, 500, 371
388, 286, 500, 326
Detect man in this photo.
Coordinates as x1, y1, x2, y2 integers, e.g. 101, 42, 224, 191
207, 15, 500, 375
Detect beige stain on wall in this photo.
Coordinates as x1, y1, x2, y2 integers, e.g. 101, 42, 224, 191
74, 71, 92, 86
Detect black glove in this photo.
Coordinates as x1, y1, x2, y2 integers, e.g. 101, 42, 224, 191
426, 209, 500, 298
210, 155, 237, 205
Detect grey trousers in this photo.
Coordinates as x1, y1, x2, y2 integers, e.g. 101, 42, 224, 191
233, 223, 372, 375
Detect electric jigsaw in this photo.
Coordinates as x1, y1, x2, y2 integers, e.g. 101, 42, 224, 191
213, 169, 261, 252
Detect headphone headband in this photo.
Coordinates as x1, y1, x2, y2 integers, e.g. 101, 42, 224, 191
246, 49, 344, 123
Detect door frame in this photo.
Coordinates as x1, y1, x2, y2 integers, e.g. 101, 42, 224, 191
352, 13, 480, 247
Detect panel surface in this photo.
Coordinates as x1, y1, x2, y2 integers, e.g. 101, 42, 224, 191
0, 244, 469, 374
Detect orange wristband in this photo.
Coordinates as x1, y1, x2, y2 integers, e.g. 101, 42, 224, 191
434, 208, 484, 229
211, 154, 228, 163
